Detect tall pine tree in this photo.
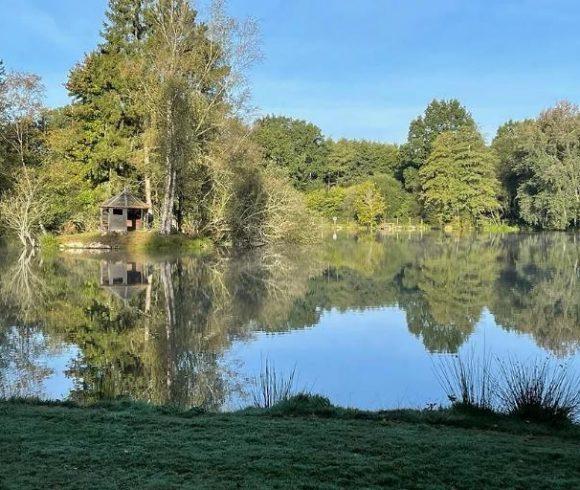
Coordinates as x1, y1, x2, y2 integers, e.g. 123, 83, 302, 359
398, 99, 476, 193
419, 128, 500, 225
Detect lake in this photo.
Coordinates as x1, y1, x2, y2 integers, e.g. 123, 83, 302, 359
0, 232, 579, 411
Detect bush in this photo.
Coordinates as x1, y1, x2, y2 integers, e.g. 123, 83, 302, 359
306, 176, 420, 226
369, 174, 420, 219
498, 359, 580, 424
261, 169, 320, 244
38, 233, 59, 250
197, 132, 319, 247
305, 186, 348, 219
480, 221, 520, 233
348, 181, 385, 228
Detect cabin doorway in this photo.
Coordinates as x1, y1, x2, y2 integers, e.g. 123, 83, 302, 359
127, 209, 142, 231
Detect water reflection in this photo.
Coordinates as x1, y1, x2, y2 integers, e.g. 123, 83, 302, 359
0, 233, 578, 409
100, 261, 152, 302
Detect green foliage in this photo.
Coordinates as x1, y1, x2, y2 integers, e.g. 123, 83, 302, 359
491, 119, 534, 221
33, 1, 307, 246
398, 99, 476, 192
251, 115, 328, 189
306, 175, 419, 224
40, 0, 148, 230
305, 186, 348, 218
368, 173, 420, 219
419, 128, 501, 225
41, 113, 108, 231
38, 233, 59, 250
347, 181, 386, 228
325, 138, 398, 186
251, 117, 399, 190
494, 101, 580, 230
267, 393, 333, 417
63, 40, 143, 186
480, 222, 520, 233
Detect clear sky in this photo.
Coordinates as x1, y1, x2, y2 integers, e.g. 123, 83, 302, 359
1, 0, 579, 143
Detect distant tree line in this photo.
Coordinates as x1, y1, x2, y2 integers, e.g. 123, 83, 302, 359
252, 99, 580, 230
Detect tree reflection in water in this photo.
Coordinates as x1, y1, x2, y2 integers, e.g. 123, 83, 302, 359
0, 232, 578, 407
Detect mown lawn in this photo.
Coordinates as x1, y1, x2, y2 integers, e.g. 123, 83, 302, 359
1, 401, 579, 489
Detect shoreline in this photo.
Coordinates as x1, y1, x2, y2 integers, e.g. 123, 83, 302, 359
50, 230, 213, 254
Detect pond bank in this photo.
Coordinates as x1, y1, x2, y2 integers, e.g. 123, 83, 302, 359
52, 230, 212, 254
1, 399, 578, 489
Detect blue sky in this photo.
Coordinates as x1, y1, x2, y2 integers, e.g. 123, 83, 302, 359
1, 0, 579, 143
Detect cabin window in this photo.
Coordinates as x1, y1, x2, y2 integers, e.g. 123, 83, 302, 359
112, 208, 123, 215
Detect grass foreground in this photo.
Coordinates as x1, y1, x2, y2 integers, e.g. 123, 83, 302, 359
1, 396, 579, 489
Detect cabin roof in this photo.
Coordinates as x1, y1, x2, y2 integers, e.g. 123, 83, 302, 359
100, 189, 149, 210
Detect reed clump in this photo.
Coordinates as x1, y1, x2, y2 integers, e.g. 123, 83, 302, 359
252, 359, 298, 409
498, 358, 580, 424
436, 355, 580, 424
436, 352, 495, 414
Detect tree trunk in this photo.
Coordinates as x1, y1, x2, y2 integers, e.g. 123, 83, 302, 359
159, 96, 175, 235
144, 143, 153, 229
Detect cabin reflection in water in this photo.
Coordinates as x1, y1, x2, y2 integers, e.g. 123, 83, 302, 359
100, 261, 152, 301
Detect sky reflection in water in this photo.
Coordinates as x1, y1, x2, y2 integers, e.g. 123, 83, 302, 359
0, 232, 578, 410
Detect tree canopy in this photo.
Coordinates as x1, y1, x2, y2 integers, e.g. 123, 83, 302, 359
251, 116, 328, 189
494, 101, 580, 230
398, 99, 476, 192
1, 4, 580, 246
419, 128, 500, 225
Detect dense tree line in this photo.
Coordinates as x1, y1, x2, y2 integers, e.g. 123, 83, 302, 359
1, 0, 578, 245
253, 99, 580, 230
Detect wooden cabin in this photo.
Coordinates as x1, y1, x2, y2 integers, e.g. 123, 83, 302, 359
100, 190, 149, 233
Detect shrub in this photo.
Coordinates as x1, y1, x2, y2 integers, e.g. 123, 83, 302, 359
480, 221, 520, 233
261, 170, 320, 244
353, 182, 385, 227
498, 358, 580, 424
305, 186, 348, 219
369, 173, 420, 219
435, 353, 495, 413
38, 233, 59, 250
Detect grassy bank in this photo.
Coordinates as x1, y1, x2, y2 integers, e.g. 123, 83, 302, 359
1, 398, 579, 489
53, 230, 212, 254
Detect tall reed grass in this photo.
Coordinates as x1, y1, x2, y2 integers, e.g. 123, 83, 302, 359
435, 352, 495, 412
252, 359, 297, 409
436, 354, 580, 423
498, 358, 580, 423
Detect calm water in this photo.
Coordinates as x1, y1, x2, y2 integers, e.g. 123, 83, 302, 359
0, 232, 579, 410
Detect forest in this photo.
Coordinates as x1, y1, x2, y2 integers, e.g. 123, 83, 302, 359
0, 0, 579, 250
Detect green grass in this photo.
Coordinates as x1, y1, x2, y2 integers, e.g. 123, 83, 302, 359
55, 230, 212, 254
481, 222, 520, 233
1, 398, 579, 489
